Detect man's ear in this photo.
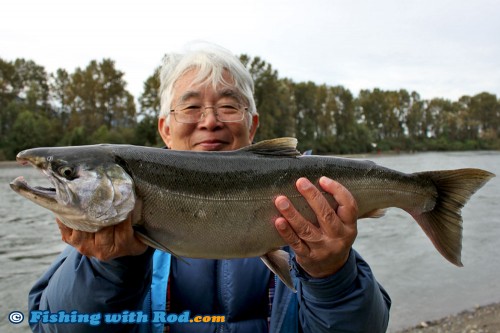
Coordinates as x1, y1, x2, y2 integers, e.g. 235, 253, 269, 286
158, 117, 171, 148
249, 114, 259, 143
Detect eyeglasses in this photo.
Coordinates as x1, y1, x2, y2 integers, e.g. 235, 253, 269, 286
170, 103, 248, 124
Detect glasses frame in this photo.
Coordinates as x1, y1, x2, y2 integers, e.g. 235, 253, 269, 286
169, 103, 249, 124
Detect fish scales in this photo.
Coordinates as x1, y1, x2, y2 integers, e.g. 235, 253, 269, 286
113, 145, 437, 258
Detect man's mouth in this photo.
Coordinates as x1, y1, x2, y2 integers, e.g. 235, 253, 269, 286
196, 140, 229, 150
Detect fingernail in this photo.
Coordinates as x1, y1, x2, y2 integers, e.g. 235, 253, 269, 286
320, 177, 333, 186
277, 199, 289, 210
298, 178, 312, 190
275, 219, 287, 230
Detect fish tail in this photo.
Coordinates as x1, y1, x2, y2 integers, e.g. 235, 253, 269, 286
412, 168, 494, 266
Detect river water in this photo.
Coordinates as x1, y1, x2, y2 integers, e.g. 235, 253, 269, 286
0, 151, 499, 332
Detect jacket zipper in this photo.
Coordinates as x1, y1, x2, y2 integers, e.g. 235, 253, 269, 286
216, 260, 225, 333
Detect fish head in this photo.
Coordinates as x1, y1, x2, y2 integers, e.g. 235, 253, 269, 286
10, 145, 136, 232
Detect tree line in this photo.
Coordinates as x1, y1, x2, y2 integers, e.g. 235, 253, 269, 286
1, 56, 499, 160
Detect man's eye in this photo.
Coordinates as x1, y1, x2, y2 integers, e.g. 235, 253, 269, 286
220, 104, 237, 109
182, 105, 201, 110
218, 104, 239, 113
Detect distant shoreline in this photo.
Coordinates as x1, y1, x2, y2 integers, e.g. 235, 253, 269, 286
0, 161, 20, 168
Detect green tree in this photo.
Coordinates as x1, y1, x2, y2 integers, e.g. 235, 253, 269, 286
0, 58, 18, 140
470, 92, 498, 137
456, 95, 480, 141
0, 58, 51, 132
50, 68, 72, 128
5, 110, 59, 158
0, 58, 55, 158
13, 59, 51, 115
136, 67, 162, 146
330, 86, 370, 153
358, 89, 390, 142
55, 59, 136, 140
240, 55, 294, 142
406, 91, 425, 140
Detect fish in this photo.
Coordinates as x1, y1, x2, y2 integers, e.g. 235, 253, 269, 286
9, 138, 495, 291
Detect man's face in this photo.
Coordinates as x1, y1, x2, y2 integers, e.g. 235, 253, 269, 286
158, 70, 259, 152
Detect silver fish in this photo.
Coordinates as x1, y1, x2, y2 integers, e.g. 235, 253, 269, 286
9, 138, 494, 291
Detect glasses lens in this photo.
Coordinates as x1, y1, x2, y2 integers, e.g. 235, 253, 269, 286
216, 104, 244, 122
174, 104, 203, 123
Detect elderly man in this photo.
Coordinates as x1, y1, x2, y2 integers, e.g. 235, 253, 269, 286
29, 43, 391, 333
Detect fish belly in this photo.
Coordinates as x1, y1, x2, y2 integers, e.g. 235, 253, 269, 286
138, 188, 287, 259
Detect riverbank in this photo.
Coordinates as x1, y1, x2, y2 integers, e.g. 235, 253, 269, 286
397, 302, 500, 333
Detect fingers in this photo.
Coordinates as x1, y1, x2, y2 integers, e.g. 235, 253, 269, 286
274, 214, 311, 257
274, 177, 358, 251
57, 219, 73, 240
318, 177, 358, 227
55, 216, 148, 261
57, 218, 93, 247
275, 177, 359, 277
275, 194, 321, 241
295, 177, 342, 236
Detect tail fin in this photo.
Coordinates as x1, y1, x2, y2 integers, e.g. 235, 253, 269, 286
413, 168, 494, 266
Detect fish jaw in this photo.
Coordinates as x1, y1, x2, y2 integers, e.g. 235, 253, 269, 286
9, 175, 97, 230
10, 152, 61, 212
10, 175, 58, 210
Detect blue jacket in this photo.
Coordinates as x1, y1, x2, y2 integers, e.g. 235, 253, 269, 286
29, 246, 390, 332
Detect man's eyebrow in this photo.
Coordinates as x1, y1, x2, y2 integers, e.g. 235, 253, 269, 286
178, 91, 201, 103
177, 88, 243, 103
218, 88, 243, 102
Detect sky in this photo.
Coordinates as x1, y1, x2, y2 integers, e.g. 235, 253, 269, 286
2, 0, 499, 102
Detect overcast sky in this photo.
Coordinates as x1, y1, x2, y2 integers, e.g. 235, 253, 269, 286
2, 0, 499, 102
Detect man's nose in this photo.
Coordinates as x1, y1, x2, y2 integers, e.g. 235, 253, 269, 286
199, 108, 222, 128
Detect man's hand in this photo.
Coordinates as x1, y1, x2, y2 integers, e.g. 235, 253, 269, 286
57, 215, 148, 261
274, 176, 358, 278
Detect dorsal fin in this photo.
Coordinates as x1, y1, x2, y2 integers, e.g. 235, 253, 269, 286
240, 137, 301, 157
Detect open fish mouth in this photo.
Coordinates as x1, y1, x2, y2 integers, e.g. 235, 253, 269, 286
10, 153, 58, 202
10, 176, 57, 202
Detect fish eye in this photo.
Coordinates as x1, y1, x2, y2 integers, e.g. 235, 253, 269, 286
58, 166, 77, 180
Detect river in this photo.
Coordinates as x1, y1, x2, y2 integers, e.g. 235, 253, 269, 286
0, 151, 499, 332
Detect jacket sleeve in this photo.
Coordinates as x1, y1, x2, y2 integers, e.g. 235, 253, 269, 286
294, 249, 391, 333
28, 245, 154, 333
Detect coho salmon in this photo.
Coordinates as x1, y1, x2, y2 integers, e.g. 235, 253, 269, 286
9, 138, 494, 290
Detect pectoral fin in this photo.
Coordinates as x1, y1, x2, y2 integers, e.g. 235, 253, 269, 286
133, 226, 189, 265
260, 249, 296, 292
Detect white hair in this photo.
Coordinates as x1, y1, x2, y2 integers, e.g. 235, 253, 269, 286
159, 42, 257, 127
